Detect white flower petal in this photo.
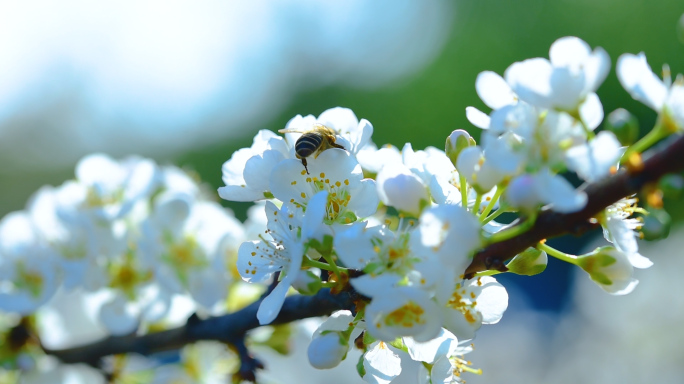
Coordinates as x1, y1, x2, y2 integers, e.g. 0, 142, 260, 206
302, 191, 328, 239
578, 92, 604, 130
222, 148, 254, 185
350, 274, 401, 297
377, 164, 429, 216
256, 278, 291, 325
465, 106, 491, 129
617, 53, 667, 111
346, 179, 380, 218
317, 107, 359, 136
627, 253, 654, 269
469, 276, 509, 324
243, 150, 286, 193
505, 57, 554, 109
308, 332, 348, 369
99, 295, 139, 336
363, 342, 402, 384
237, 241, 281, 283
475, 71, 517, 109
565, 131, 621, 182
404, 328, 458, 364
549, 36, 591, 68
217, 185, 267, 202
335, 223, 380, 270
536, 171, 587, 213
584, 47, 611, 94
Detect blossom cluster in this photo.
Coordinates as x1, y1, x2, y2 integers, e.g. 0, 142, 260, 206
0, 35, 681, 383
217, 36, 682, 382
0, 155, 261, 381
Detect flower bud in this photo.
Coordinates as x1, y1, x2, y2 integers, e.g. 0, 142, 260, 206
658, 174, 684, 200
504, 174, 540, 213
577, 247, 637, 295
445, 129, 475, 165
291, 269, 322, 295
605, 108, 639, 146
506, 247, 547, 276
641, 209, 671, 240
456, 146, 503, 194
308, 332, 349, 369
376, 164, 430, 216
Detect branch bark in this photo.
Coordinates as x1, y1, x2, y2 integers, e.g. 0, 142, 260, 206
48, 288, 358, 365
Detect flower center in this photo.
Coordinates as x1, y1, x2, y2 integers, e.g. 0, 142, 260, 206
383, 301, 426, 328
85, 185, 124, 208
109, 252, 152, 298
163, 235, 208, 286
446, 282, 479, 324
15, 262, 44, 298
302, 172, 353, 223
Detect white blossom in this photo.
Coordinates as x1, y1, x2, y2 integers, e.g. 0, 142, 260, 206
0, 212, 59, 314
505, 36, 609, 128
236, 192, 327, 324
218, 130, 291, 202
617, 52, 684, 132
565, 130, 622, 182
376, 164, 430, 216
363, 285, 442, 342
270, 149, 378, 224
434, 275, 508, 340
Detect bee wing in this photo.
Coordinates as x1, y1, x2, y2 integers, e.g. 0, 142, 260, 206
278, 128, 306, 134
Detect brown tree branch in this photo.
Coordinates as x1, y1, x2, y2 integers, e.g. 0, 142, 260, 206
47, 288, 358, 366
464, 133, 684, 278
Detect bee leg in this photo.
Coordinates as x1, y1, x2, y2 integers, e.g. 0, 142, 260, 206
331, 142, 345, 150
301, 158, 310, 175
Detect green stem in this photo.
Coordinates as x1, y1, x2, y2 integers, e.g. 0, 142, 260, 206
472, 194, 482, 216
471, 269, 502, 278
568, 108, 595, 140
459, 175, 468, 210
321, 253, 342, 276
536, 242, 578, 265
302, 258, 346, 272
621, 123, 667, 164
488, 213, 537, 244
479, 187, 504, 221
482, 208, 506, 225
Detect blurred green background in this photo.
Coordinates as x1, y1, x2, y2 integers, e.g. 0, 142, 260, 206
182, 0, 684, 219
2, 0, 683, 221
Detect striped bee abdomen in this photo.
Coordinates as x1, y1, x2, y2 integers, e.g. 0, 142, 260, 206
295, 133, 323, 158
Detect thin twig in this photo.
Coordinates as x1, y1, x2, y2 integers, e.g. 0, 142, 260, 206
47, 288, 358, 365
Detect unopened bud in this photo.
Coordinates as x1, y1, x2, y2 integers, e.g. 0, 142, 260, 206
504, 174, 540, 213
658, 174, 684, 200
506, 247, 547, 276
308, 332, 349, 369
377, 164, 430, 217
445, 129, 475, 165
291, 269, 322, 295
641, 209, 671, 240
577, 247, 637, 295
605, 108, 639, 146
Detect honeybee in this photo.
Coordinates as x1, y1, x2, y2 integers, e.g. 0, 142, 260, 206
279, 123, 345, 174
